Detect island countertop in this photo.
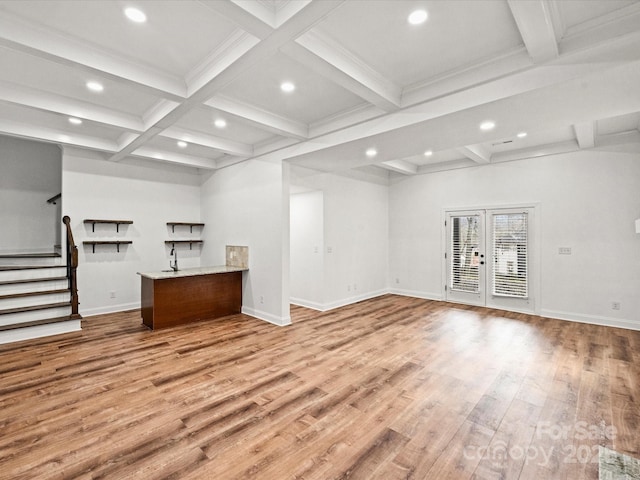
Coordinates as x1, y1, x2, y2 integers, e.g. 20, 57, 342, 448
137, 265, 248, 280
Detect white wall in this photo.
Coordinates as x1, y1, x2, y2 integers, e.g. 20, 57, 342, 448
290, 168, 389, 310
290, 190, 324, 308
63, 150, 202, 316
200, 159, 290, 325
389, 150, 640, 330
0, 135, 61, 253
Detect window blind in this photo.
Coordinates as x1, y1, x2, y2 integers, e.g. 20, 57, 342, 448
450, 215, 480, 293
491, 213, 528, 298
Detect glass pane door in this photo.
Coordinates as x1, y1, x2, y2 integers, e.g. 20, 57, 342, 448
446, 211, 485, 306
445, 207, 534, 313
486, 208, 533, 313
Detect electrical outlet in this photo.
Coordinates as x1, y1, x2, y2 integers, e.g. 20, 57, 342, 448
110, 291, 116, 299
558, 247, 572, 255
395, 278, 400, 284
612, 302, 621, 311
260, 295, 264, 304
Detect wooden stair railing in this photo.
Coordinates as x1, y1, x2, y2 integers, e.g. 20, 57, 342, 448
62, 216, 82, 320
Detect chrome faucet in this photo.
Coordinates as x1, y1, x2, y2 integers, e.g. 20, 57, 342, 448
169, 247, 179, 271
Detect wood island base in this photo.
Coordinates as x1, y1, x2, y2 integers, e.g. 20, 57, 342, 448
140, 269, 243, 330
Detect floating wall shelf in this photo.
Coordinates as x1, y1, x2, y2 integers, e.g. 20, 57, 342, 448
83, 241, 133, 253
165, 240, 203, 250
84, 219, 133, 233
167, 222, 205, 233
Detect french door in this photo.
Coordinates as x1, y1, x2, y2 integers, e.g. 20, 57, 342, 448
445, 207, 534, 313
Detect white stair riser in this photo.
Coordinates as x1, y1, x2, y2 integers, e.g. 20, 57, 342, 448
0, 320, 81, 345
0, 267, 67, 282
0, 279, 68, 296
0, 257, 62, 266
0, 306, 72, 327
0, 293, 70, 310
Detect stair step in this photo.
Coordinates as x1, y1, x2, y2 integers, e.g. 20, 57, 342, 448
0, 276, 67, 286
0, 315, 74, 332
0, 289, 70, 301
0, 302, 71, 316
0, 265, 64, 271
0, 253, 61, 258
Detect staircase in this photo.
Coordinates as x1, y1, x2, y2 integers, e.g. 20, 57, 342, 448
0, 218, 82, 344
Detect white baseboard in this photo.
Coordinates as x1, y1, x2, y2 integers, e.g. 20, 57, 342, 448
290, 297, 325, 311
540, 309, 640, 331
322, 289, 389, 311
242, 306, 291, 326
81, 302, 140, 318
291, 289, 389, 312
388, 288, 443, 301
0, 320, 81, 345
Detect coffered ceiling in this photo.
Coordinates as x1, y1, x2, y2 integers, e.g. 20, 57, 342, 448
0, 0, 639, 178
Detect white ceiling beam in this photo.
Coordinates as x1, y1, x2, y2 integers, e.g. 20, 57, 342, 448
108, 0, 344, 165
594, 130, 640, 149
226, 0, 314, 29
573, 121, 595, 149
401, 48, 531, 108
257, 56, 640, 166
560, 3, 640, 54
230, 0, 279, 28
185, 31, 260, 96
183, 0, 346, 105
309, 104, 385, 139
0, 80, 144, 132
491, 140, 579, 164
131, 147, 218, 170
507, 0, 558, 63
253, 137, 300, 157
206, 95, 308, 140
274, 1, 314, 28
0, 12, 186, 100
199, 0, 274, 39
160, 126, 253, 157
457, 144, 491, 164
142, 100, 182, 130
289, 30, 401, 111
0, 118, 118, 152
416, 159, 477, 175
379, 159, 418, 175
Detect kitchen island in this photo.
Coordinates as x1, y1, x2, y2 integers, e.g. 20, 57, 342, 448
138, 266, 247, 330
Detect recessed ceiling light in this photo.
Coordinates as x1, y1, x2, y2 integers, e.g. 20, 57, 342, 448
480, 121, 496, 131
86, 81, 104, 93
365, 148, 377, 158
280, 81, 295, 93
424, 150, 433, 156
408, 9, 428, 25
177, 140, 187, 148
124, 7, 147, 23
68, 117, 82, 125
214, 118, 227, 128
517, 132, 528, 138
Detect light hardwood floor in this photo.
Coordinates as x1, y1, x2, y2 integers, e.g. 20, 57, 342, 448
1, 295, 639, 479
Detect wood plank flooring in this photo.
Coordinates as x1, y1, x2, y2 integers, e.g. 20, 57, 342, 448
0, 295, 639, 479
